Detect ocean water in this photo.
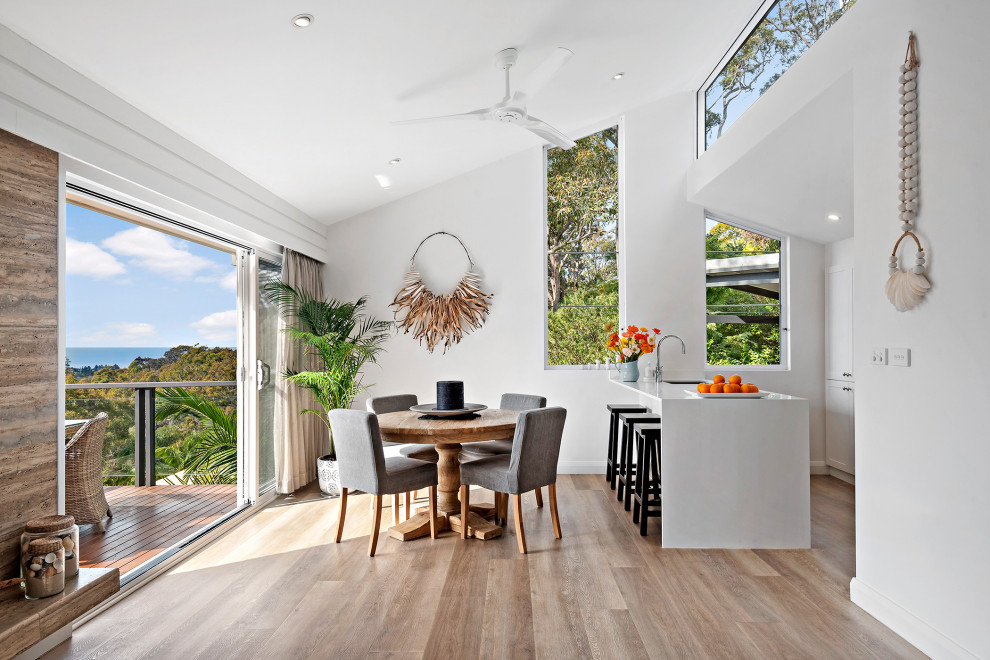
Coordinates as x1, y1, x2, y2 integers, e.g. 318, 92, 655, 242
66, 347, 171, 369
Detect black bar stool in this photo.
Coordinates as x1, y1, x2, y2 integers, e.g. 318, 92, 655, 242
606, 404, 648, 489
632, 423, 662, 536
617, 412, 661, 511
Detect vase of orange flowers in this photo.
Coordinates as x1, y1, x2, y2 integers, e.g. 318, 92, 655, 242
606, 324, 659, 382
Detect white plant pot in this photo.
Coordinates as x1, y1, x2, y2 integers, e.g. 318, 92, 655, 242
317, 455, 341, 498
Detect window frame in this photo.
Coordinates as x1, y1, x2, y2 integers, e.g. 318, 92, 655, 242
543, 118, 625, 370
696, 0, 855, 155
703, 211, 789, 372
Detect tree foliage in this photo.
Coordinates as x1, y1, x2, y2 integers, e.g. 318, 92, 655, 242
65, 345, 236, 485
546, 127, 620, 366
706, 0, 857, 146
706, 222, 782, 365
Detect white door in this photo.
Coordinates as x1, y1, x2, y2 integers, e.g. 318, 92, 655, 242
827, 267, 854, 381
825, 380, 855, 474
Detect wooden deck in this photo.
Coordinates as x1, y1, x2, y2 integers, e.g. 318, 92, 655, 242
78, 485, 237, 576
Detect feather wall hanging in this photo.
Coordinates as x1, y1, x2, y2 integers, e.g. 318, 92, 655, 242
390, 231, 493, 353
886, 32, 931, 312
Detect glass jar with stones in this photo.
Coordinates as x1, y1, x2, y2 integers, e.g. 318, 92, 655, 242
21, 537, 65, 599
22, 514, 79, 578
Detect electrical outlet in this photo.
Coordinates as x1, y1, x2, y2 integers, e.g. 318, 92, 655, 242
871, 347, 887, 365
890, 347, 911, 367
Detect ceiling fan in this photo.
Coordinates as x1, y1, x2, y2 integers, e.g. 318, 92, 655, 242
395, 47, 576, 150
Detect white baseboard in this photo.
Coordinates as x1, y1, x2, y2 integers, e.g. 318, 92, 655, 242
810, 460, 829, 475
850, 578, 978, 659
558, 461, 606, 474
828, 467, 855, 485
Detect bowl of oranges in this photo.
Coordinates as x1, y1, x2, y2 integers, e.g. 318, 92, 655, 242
693, 375, 766, 398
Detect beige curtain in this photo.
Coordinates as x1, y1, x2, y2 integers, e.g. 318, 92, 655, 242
274, 249, 328, 494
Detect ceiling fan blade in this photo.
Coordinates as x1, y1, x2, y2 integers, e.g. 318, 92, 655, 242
518, 47, 573, 99
393, 108, 490, 125
524, 116, 576, 150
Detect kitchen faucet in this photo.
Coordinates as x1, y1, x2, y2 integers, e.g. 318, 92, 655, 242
654, 334, 686, 383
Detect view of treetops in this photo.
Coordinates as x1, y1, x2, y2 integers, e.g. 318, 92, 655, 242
546, 125, 618, 366
65, 203, 238, 485
705, 0, 857, 149
706, 220, 782, 365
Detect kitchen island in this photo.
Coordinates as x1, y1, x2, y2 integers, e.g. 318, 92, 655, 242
609, 374, 810, 548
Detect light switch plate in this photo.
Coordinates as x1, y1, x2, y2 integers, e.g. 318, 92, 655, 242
890, 347, 910, 367
871, 347, 887, 365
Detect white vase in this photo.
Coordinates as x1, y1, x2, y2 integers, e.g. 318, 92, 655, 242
317, 455, 341, 497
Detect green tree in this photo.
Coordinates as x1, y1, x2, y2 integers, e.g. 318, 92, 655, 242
546, 127, 620, 366
154, 387, 237, 484
706, 223, 781, 365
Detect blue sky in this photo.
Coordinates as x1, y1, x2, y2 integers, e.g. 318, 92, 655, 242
66, 204, 237, 348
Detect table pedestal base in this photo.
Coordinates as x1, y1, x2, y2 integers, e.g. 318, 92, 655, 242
387, 503, 500, 541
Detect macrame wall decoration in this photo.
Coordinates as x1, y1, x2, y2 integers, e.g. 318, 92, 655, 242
886, 32, 931, 312
390, 231, 493, 353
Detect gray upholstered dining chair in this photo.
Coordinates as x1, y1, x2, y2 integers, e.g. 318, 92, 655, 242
366, 394, 436, 523
329, 409, 438, 557
459, 392, 548, 509
459, 407, 566, 554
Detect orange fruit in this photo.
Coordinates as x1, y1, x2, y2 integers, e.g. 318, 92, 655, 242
728, 375, 742, 385
724, 383, 741, 393
697, 383, 710, 394
741, 384, 756, 393
712, 375, 726, 384
709, 383, 724, 394
748, 383, 759, 392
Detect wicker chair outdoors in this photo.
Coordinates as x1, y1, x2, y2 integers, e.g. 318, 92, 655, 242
64, 412, 112, 532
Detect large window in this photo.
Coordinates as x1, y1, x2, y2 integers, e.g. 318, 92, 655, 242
706, 217, 784, 366
545, 126, 620, 366
702, 0, 857, 151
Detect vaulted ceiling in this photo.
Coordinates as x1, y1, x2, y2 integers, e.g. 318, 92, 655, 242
0, 1, 758, 224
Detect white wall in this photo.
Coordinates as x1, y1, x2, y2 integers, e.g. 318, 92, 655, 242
0, 23, 326, 259
324, 92, 827, 474
846, 2, 990, 657
686, 0, 990, 655
828, 237, 855, 268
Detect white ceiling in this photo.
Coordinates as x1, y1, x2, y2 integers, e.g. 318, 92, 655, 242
689, 74, 854, 245
0, 1, 757, 224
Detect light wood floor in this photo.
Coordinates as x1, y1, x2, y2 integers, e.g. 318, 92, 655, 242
46, 475, 922, 659
79, 485, 237, 575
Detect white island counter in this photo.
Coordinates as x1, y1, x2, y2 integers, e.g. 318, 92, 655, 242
609, 374, 810, 549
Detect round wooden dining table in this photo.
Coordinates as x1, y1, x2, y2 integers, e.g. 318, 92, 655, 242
377, 408, 519, 541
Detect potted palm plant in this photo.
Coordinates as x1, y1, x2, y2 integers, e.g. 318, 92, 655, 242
265, 281, 391, 496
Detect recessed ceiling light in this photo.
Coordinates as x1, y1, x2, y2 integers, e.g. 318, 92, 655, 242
374, 174, 392, 189
388, 158, 402, 166
827, 213, 841, 221
291, 14, 314, 28
612, 72, 625, 80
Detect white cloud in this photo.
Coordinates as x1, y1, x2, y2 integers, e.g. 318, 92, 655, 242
102, 226, 215, 280
66, 237, 126, 279
191, 310, 237, 345
78, 322, 157, 346
220, 270, 238, 292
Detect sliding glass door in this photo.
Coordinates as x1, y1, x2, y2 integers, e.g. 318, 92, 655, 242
256, 258, 281, 494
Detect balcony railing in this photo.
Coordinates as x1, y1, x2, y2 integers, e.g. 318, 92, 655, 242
65, 380, 236, 486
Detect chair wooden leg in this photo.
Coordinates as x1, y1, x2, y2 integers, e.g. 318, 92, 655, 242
335, 488, 348, 543
429, 486, 438, 539
548, 484, 562, 540
392, 494, 400, 526
513, 494, 527, 554
534, 487, 544, 508
460, 485, 470, 539
369, 495, 383, 557
405, 491, 412, 521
